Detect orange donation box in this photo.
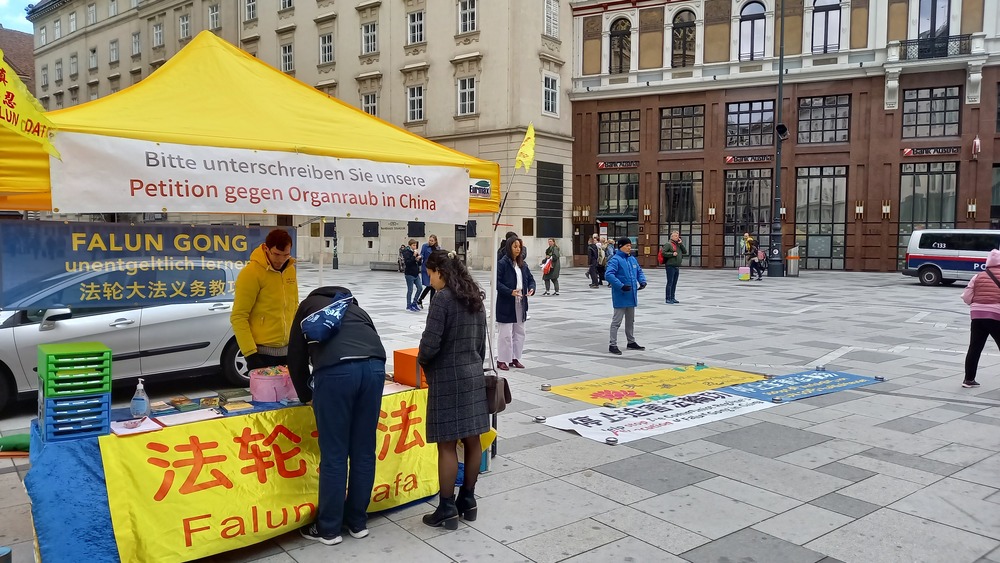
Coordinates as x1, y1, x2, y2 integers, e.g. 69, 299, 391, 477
393, 348, 427, 389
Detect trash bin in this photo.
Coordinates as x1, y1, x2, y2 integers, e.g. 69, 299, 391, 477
786, 246, 800, 277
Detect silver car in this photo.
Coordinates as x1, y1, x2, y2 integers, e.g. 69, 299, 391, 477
0, 265, 250, 413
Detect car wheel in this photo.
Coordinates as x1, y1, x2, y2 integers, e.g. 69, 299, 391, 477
0, 365, 14, 415
221, 339, 250, 387
941, 279, 957, 286
918, 267, 942, 286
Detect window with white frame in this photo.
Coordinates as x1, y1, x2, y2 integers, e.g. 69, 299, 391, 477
54, 60, 62, 81
69, 12, 77, 32
244, 0, 256, 21
130, 0, 137, 8
280, 0, 293, 10
53, 19, 61, 40
458, 0, 477, 34
407, 85, 424, 121
153, 23, 163, 46
87, 4, 96, 24
109, 39, 119, 62
108, 0, 117, 17
739, 2, 765, 61
280, 43, 294, 72
69, 54, 78, 76
361, 93, 377, 116
672, 10, 696, 67
39, 26, 47, 46
812, 0, 841, 54
609, 18, 631, 74
40, 65, 48, 87
407, 11, 425, 44
543, 0, 559, 38
208, 4, 220, 29
88, 47, 97, 69
457, 76, 476, 115
542, 74, 558, 115
179, 14, 190, 38
132, 32, 141, 55
319, 33, 334, 64
361, 22, 378, 54
89, 86, 98, 101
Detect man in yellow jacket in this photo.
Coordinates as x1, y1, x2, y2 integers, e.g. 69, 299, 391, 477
231, 228, 299, 372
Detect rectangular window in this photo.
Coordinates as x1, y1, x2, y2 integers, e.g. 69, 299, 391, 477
407, 10, 425, 44
280, 44, 294, 72
39, 26, 47, 47
69, 12, 77, 32
458, 0, 477, 34
543, 0, 559, 38
244, 0, 256, 21
53, 19, 61, 40
598, 173, 639, 218
179, 14, 190, 38
361, 93, 377, 116
902, 86, 961, 138
726, 99, 775, 147
153, 23, 163, 47
407, 85, 424, 122
88, 48, 98, 69
457, 76, 476, 115
280, 0, 293, 9
724, 168, 772, 267
361, 22, 378, 54
132, 32, 141, 55
536, 161, 564, 238
798, 95, 850, 144
319, 33, 334, 64
87, 4, 96, 24
659, 171, 704, 266
208, 5, 220, 29
898, 161, 959, 267
598, 110, 640, 154
108, 0, 117, 17
54, 60, 62, 81
659, 105, 705, 150
69, 54, 78, 76
89, 85, 98, 101
130, 0, 137, 8
794, 166, 848, 270
109, 39, 119, 63
542, 74, 558, 115
40, 65, 48, 88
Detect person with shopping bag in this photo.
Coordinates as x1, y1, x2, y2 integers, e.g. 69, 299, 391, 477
541, 238, 561, 296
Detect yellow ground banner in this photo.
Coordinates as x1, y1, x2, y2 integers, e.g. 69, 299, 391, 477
550, 365, 766, 407
99, 389, 438, 563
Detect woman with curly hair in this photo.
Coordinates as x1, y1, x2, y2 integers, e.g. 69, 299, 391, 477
417, 250, 489, 530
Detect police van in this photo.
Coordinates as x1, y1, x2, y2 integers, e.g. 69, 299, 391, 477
902, 229, 1000, 286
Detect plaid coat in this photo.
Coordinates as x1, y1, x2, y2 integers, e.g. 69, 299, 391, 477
417, 288, 490, 442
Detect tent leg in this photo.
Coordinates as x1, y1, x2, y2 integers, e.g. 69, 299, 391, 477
317, 216, 324, 287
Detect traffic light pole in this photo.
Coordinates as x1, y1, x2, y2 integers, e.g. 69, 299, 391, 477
768, 0, 786, 278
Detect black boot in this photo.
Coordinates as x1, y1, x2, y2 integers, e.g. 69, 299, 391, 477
455, 486, 478, 521
422, 494, 459, 529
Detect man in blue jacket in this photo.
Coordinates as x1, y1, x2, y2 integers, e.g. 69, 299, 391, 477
605, 237, 647, 355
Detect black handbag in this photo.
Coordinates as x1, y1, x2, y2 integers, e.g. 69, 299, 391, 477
483, 316, 512, 414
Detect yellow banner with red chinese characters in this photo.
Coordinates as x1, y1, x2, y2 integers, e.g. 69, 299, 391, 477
99, 390, 439, 563
0, 48, 59, 157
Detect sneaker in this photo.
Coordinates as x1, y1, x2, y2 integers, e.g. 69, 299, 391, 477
301, 524, 342, 545
416, 301, 424, 309
962, 380, 981, 388
609, 345, 622, 355
553, 292, 559, 296
542, 291, 550, 296
347, 526, 369, 539
626, 342, 645, 351
670, 299, 679, 304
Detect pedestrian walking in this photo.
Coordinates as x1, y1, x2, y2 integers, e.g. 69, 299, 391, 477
961, 249, 1000, 388
416, 234, 440, 307
587, 235, 601, 288
605, 237, 647, 355
417, 250, 490, 530
496, 237, 535, 370
662, 231, 687, 304
401, 239, 423, 311
288, 286, 386, 546
597, 236, 609, 286
231, 228, 298, 371
542, 238, 561, 296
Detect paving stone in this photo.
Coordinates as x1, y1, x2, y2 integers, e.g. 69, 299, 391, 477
809, 492, 880, 518
495, 432, 559, 455
652, 439, 730, 463
688, 449, 852, 502
919, 420, 1000, 451
858, 446, 963, 476
807, 419, 949, 455
503, 437, 642, 477
475, 466, 552, 498
592, 506, 711, 554
875, 416, 942, 434
593, 452, 715, 494
752, 504, 855, 545
950, 453, 1000, 489
794, 390, 868, 408
839, 455, 944, 486
694, 477, 802, 513
559, 536, 683, 562
559, 469, 657, 505
964, 414, 1000, 428
0, 474, 29, 510
622, 437, 675, 453
631, 485, 774, 540
814, 461, 878, 482
924, 443, 997, 466
941, 403, 987, 414
911, 406, 978, 423
682, 528, 827, 563
702, 422, 831, 458
505, 519, 624, 563
837, 474, 925, 506
777, 443, 858, 469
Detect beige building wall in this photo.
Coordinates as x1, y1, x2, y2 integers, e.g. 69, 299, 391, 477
28, 0, 574, 270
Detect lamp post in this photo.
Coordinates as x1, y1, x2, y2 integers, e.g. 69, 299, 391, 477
768, 0, 787, 278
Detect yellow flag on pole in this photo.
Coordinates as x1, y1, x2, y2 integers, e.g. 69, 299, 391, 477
0, 48, 60, 158
514, 122, 535, 172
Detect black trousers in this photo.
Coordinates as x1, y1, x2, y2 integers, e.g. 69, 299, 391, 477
588, 263, 599, 286
965, 318, 1000, 381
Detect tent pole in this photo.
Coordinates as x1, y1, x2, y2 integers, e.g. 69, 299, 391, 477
318, 216, 325, 287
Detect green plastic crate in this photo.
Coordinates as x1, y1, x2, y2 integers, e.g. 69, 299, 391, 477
37, 343, 112, 398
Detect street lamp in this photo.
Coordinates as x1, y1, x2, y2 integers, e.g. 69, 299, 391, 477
768, 0, 787, 278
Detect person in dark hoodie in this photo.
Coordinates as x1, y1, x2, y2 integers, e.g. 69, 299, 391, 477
288, 286, 387, 547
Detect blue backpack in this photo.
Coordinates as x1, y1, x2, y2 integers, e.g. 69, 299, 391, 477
300, 293, 353, 344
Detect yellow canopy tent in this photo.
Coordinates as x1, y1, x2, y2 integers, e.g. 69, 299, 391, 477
0, 31, 500, 214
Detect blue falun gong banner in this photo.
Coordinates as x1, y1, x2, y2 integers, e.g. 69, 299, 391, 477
0, 221, 292, 309
719, 370, 879, 402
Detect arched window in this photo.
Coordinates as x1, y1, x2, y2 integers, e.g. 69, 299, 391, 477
672, 10, 696, 68
812, 0, 841, 54
609, 18, 631, 74
739, 2, 765, 61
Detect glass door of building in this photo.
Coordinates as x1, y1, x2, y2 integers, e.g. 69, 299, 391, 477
723, 169, 772, 268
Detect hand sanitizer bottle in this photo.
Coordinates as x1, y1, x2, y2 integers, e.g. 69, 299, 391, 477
130, 378, 150, 418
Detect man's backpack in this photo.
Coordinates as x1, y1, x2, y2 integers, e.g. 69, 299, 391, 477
657, 247, 665, 265
397, 246, 407, 272
598, 247, 608, 267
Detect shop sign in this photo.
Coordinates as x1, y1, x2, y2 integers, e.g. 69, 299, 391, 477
597, 160, 639, 170
469, 178, 492, 199
902, 147, 961, 157
725, 154, 773, 164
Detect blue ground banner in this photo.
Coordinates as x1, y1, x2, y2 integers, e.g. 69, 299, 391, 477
0, 221, 292, 309
719, 370, 878, 402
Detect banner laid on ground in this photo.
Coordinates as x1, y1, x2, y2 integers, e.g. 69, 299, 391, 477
719, 370, 879, 402
544, 390, 774, 444
50, 133, 471, 223
549, 365, 765, 407
99, 390, 438, 563
0, 221, 288, 309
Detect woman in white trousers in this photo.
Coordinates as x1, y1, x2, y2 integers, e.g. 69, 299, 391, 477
495, 237, 535, 370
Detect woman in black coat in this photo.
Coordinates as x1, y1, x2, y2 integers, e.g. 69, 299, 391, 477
496, 237, 535, 370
